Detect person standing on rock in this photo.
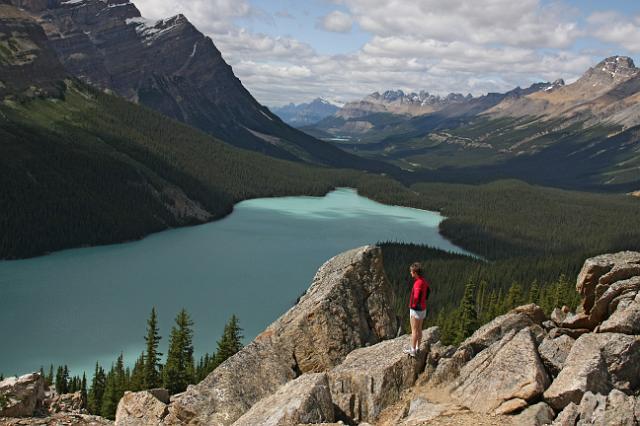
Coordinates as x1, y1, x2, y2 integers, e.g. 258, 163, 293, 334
404, 262, 430, 357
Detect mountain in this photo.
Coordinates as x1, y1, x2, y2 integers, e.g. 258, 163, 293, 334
338, 90, 473, 120
270, 98, 340, 127
0, 2, 394, 259
311, 83, 554, 137
304, 59, 639, 192
6, 0, 395, 172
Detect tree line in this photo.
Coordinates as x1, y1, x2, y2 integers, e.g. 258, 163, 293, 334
0, 308, 243, 420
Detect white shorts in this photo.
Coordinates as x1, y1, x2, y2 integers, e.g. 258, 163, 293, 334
410, 309, 426, 320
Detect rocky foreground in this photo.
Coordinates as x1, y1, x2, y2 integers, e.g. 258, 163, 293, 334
2, 246, 640, 425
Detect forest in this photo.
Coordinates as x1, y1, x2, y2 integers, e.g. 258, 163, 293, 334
5, 308, 244, 420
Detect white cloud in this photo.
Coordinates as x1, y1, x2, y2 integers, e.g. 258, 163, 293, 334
127, 0, 630, 106
340, 0, 582, 48
318, 10, 353, 33
588, 12, 640, 52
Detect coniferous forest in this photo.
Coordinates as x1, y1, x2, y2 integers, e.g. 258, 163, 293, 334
16, 309, 244, 420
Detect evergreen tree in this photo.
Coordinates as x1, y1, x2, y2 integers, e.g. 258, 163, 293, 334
0, 374, 3, 381
87, 362, 106, 415
81, 373, 88, 409
163, 309, 195, 394
143, 307, 162, 389
213, 315, 243, 369
46, 365, 54, 387
114, 353, 127, 399
55, 365, 69, 394
455, 279, 478, 344
129, 352, 145, 392
100, 368, 118, 420
528, 280, 540, 305
504, 283, 524, 311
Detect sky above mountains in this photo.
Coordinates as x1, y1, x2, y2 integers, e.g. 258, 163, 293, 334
132, 0, 640, 106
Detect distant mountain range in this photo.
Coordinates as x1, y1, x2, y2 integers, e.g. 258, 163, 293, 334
270, 98, 340, 127
303, 57, 640, 191
5, 0, 395, 173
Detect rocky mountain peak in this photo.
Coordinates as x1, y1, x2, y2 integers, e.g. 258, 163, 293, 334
579, 55, 639, 86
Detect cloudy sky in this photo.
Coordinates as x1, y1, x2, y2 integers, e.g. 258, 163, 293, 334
132, 0, 640, 106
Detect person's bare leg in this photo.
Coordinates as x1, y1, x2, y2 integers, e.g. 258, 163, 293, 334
416, 318, 424, 350
410, 316, 418, 351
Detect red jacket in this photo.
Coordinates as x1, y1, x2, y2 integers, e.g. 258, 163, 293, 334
409, 277, 429, 311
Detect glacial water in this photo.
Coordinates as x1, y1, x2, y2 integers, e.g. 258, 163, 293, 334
0, 188, 471, 377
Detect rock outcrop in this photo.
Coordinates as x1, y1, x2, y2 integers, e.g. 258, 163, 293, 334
328, 331, 438, 423
232, 373, 334, 426
431, 304, 545, 384
117, 245, 398, 426
45, 390, 86, 415
543, 332, 640, 410
0, 373, 45, 417
450, 327, 550, 414
115, 389, 169, 426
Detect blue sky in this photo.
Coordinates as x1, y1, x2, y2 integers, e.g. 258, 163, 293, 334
133, 0, 640, 106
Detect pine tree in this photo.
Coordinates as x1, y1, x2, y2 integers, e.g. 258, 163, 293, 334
455, 279, 478, 344
114, 353, 127, 399
143, 307, 162, 389
129, 352, 145, 391
81, 373, 88, 409
163, 309, 195, 394
528, 280, 540, 305
87, 362, 106, 415
213, 315, 243, 368
55, 365, 69, 394
100, 368, 118, 420
46, 365, 54, 387
504, 283, 524, 311
0, 374, 4, 381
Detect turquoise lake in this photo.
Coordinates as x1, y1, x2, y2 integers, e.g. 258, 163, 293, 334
0, 188, 471, 377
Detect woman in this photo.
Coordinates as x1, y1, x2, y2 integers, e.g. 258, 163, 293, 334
403, 262, 430, 357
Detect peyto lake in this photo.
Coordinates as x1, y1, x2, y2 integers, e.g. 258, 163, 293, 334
0, 188, 471, 377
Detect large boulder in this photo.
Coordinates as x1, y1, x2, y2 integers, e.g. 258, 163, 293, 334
328, 330, 438, 423
115, 389, 169, 426
431, 304, 546, 385
450, 327, 550, 414
597, 279, 640, 334
551, 403, 579, 426
538, 334, 575, 377
574, 390, 638, 425
164, 246, 398, 425
0, 373, 45, 417
543, 333, 640, 410
45, 390, 85, 414
575, 251, 640, 315
512, 402, 555, 426
232, 373, 334, 426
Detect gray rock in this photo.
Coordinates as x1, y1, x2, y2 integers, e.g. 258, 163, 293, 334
164, 246, 399, 425
538, 335, 575, 377
575, 251, 640, 314
552, 403, 579, 426
597, 280, 640, 334
398, 397, 468, 426
0, 373, 45, 417
451, 327, 550, 415
115, 390, 169, 426
328, 332, 437, 423
431, 304, 545, 384
551, 307, 570, 325
576, 392, 606, 425
232, 373, 334, 426
513, 402, 555, 426
543, 333, 640, 410
44, 390, 85, 415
